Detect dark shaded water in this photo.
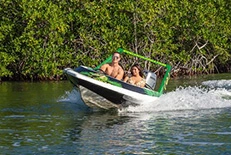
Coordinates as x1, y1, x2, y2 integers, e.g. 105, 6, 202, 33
0, 74, 231, 154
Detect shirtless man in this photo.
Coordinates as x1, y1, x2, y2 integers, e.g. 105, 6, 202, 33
100, 52, 124, 80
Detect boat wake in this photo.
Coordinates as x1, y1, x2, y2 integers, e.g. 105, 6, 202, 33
57, 89, 89, 110
58, 88, 82, 103
125, 85, 231, 113
57, 88, 119, 110
202, 79, 231, 89
58, 80, 231, 113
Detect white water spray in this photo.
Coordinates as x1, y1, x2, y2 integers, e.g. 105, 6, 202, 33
125, 85, 231, 113
57, 88, 82, 103
202, 80, 231, 89
59, 80, 231, 113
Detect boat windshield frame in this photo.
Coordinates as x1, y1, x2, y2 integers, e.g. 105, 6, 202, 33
94, 48, 171, 95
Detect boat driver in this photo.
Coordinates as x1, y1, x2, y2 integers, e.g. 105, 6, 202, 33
100, 52, 124, 80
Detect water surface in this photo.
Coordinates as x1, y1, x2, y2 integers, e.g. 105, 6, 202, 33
0, 74, 231, 154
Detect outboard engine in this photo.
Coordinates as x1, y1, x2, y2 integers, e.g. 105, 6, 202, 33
143, 71, 157, 90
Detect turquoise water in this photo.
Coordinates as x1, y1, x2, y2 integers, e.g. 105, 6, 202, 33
0, 74, 231, 154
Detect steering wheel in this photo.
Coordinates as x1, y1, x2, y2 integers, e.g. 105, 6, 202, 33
96, 68, 107, 75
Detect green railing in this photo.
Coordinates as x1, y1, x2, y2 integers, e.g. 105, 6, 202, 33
95, 48, 171, 95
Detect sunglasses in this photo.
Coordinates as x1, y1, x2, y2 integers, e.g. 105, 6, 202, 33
113, 56, 120, 59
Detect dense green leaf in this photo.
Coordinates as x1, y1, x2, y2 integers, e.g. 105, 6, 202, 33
0, 0, 230, 80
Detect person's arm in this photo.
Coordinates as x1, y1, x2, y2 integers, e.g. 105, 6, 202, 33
123, 76, 129, 82
140, 79, 146, 88
100, 64, 108, 73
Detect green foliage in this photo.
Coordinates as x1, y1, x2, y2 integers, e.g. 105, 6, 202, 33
0, 0, 230, 80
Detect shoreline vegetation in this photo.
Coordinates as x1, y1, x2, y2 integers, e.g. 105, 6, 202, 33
0, 0, 230, 82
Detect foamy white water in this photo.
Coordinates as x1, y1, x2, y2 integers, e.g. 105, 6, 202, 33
57, 88, 90, 110
202, 80, 231, 89
58, 88, 81, 103
58, 82, 231, 113
126, 86, 231, 113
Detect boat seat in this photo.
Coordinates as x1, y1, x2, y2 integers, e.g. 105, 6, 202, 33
143, 71, 157, 90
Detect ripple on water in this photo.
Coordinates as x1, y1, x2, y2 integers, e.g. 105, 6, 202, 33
4, 115, 25, 118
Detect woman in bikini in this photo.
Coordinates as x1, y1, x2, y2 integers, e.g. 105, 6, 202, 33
123, 64, 146, 88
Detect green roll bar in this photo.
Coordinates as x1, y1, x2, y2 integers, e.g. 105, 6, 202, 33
95, 48, 171, 95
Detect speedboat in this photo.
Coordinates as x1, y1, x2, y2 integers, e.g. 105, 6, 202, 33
64, 48, 171, 110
